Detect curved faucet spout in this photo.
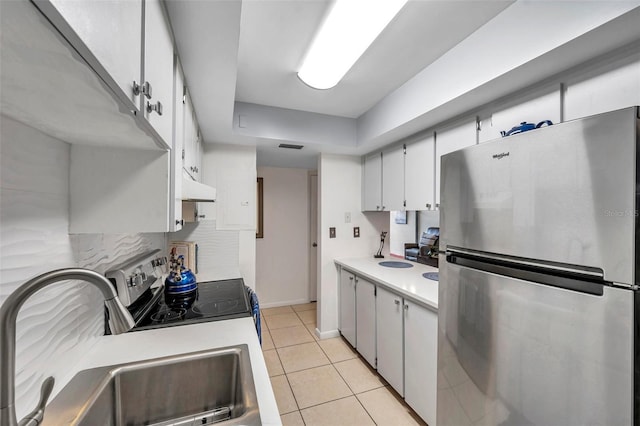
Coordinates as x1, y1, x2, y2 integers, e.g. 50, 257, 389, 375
0, 268, 135, 426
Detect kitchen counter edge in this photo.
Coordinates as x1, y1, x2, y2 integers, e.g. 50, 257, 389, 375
334, 257, 439, 312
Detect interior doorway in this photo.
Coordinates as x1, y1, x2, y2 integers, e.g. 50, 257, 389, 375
309, 172, 318, 301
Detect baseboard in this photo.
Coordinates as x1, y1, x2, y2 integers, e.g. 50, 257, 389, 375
259, 298, 312, 309
317, 328, 340, 340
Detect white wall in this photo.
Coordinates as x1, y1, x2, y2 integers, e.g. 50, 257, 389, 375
0, 116, 165, 418
317, 154, 390, 338
195, 143, 257, 289
255, 166, 311, 307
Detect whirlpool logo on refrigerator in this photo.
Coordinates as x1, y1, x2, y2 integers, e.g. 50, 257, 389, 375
492, 152, 510, 160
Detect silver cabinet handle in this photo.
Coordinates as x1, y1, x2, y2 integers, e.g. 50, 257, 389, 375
376, 206, 380, 210
435, 203, 440, 210
132, 81, 152, 99
147, 100, 163, 116
382, 206, 386, 210
426, 203, 431, 209
349, 276, 353, 281
394, 299, 400, 305
404, 304, 409, 311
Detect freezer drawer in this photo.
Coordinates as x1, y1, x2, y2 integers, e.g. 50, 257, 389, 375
439, 107, 639, 285
437, 256, 634, 426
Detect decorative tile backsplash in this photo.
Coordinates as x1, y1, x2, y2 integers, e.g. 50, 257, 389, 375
0, 116, 165, 417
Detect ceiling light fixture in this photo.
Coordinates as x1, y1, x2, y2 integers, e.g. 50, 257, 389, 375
297, 0, 408, 90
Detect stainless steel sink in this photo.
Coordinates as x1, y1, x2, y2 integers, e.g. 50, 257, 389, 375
41, 345, 260, 426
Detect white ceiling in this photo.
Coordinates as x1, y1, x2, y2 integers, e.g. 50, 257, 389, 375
164, 0, 513, 165
234, 0, 513, 119
165, 1, 640, 168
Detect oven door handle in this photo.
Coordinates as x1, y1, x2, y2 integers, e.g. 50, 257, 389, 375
134, 285, 165, 326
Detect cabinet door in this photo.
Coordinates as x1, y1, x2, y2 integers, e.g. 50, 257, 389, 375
404, 300, 438, 426
376, 286, 404, 396
339, 269, 356, 348
143, 0, 174, 146
405, 135, 435, 211
363, 152, 382, 211
47, 0, 143, 107
183, 91, 199, 180
170, 59, 185, 231
435, 120, 477, 206
382, 146, 404, 211
356, 277, 376, 368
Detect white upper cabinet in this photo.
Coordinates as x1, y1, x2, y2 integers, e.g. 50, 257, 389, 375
405, 135, 435, 211
35, 0, 174, 149
142, 0, 175, 146
479, 90, 561, 144
183, 90, 201, 182
171, 58, 185, 232
382, 145, 405, 211
363, 152, 383, 211
2, 0, 160, 150
46, 0, 143, 108
564, 56, 640, 121
435, 120, 477, 206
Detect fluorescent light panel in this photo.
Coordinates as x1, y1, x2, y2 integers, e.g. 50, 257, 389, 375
298, 0, 408, 90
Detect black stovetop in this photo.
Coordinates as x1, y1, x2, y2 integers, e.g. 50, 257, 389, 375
132, 278, 252, 331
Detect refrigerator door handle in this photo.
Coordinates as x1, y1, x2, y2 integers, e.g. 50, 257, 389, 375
446, 247, 604, 279
446, 247, 609, 296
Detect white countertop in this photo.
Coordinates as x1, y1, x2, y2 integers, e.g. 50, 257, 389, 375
57, 317, 281, 425
334, 257, 439, 311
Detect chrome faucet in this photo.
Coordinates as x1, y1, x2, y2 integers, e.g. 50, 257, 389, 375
0, 268, 135, 426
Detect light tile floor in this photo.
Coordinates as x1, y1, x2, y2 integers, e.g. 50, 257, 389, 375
261, 303, 427, 426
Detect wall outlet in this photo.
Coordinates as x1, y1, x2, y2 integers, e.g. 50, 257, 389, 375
353, 227, 360, 238
345, 212, 351, 223
329, 227, 336, 238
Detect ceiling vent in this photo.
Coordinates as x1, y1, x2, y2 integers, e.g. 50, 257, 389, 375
279, 143, 304, 150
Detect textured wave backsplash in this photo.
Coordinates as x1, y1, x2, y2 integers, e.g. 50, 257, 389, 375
0, 116, 166, 418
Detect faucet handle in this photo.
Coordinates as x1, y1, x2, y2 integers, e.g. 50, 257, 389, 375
18, 376, 55, 426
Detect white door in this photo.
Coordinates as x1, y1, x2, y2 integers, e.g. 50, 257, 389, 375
339, 269, 356, 348
142, 0, 174, 146
376, 286, 404, 396
404, 300, 438, 426
356, 277, 376, 368
309, 173, 318, 301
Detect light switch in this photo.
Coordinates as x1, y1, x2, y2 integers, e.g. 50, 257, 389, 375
353, 227, 360, 238
329, 227, 336, 238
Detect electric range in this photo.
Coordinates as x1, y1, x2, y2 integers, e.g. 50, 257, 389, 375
105, 250, 252, 333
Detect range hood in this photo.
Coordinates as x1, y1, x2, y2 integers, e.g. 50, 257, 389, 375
182, 175, 216, 202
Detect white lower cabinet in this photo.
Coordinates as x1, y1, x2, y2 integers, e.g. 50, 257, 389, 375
337, 267, 437, 423
339, 269, 357, 348
404, 299, 438, 426
356, 277, 376, 368
376, 286, 404, 397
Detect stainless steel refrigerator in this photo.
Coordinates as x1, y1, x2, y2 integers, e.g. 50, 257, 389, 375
437, 106, 639, 426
